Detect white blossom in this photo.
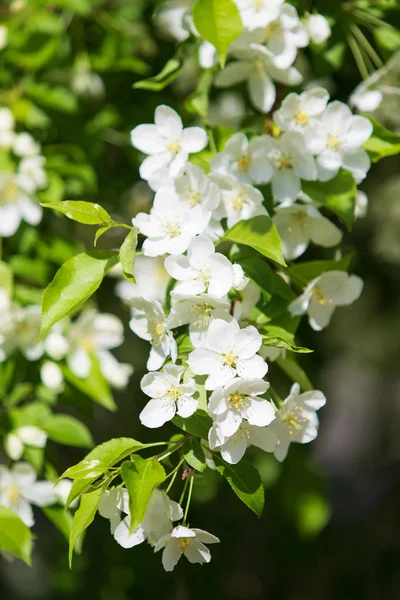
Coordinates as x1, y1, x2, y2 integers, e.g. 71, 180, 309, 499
0, 173, 43, 237
271, 383, 326, 461
289, 270, 364, 330
211, 133, 274, 185
355, 190, 368, 219
165, 236, 235, 299
140, 365, 197, 428
98, 488, 130, 534
0, 107, 15, 149
175, 164, 220, 212
0, 305, 43, 362
235, 0, 284, 31
18, 156, 47, 191
129, 299, 177, 371
263, 132, 317, 201
213, 175, 268, 228
115, 255, 170, 305
168, 295, 231, 347
66, 310, 132, 388
154, 525, 220, 571
133, 187, 211, 257
130, 105, 208, 182
209, 378, 274, 437
188, 318, 268, 390
315, 101, 373, 182
305, 14, 331, 45
233, 281, 261, 322
0, 463, 58, 527
154, 0, 194, 42
114, 489, 183, 549
13, 132, 40, 157
208, 92, 246, 130
273, 203, 343, 260
214, 46, 302, 114
5, 427, 47, 461
209, 421, 278, 464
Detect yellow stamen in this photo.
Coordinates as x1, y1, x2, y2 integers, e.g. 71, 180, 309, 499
295, 110, 309, 126
327, 134, 341, 151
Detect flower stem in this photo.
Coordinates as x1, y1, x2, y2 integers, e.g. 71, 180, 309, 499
183, 473, 194, 524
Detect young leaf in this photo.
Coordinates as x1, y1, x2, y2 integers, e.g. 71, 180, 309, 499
43, 414, 94, 448
133, 58, 183, 91
173, 410, 213, 439
41, 201, 111, 225
119, 228, 138, 283
363, 116, 400, 162
121, 456, 166, 533
40, 250, 119, 340
223, 216, 286, 266
69, 487, 103, 567
261, 314, 312, 353
302, 170, 356, 231
213, 455, 264, 517
193, 0, 243, 67
183, 438, 207, 473
237, 255, 275, 301
61, 437, 147, 482
0, 506, 33, 566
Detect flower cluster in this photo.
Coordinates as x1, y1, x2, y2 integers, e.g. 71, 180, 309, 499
0, 108, 47, 237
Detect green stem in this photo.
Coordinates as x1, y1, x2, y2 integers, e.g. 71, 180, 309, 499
208, 128, 217, 154
269, 386, 283, 409
350, 24, 383, 68
179, 474, 190, 506
352, 8, 395, 30
183, 473, 194, 524
156, 440, 185, 463
347, 32, 370, 79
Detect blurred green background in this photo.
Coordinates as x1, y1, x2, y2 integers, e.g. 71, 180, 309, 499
1, 0, 400, 598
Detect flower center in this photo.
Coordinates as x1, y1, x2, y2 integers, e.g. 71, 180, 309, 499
281, 406, 308, 435
7, 484, 21, 505
228, 392, 251, 413
165, 385, 183, 403
198, 268, 212, 285
278, 153, 292, 169
149, 320, 166, 346
231, 195, 246, 213
237, 155, 251, 171
253, 0, 264, 8
295, 110, 309, 126
178, 537, 192, 550
164, 220, 181, 239
223, 351, 238, 368
265, 19, 282, 39
188, 190, 202, 206
327, 134, 341, 151
313, 287, 332, 306
167, 141, 181, 155
1, 181, 20, 205
79, 338, 95, 353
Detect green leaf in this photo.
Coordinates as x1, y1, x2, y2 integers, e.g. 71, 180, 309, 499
262, 335, 312, 354
40, 250, 119, 340
173, 410, 213, 439
41, 201, 111, 225
287, 254, 353, 287
133, 58, 183, 91
183, 438, 207, 473
61, 355, 116, 412
276, 358, 313, 392
61, 437, 147, 484
237, 255, 275, 301
363, 116, 400, 162
223, 216, 286, 266
302, 170, 356, 231
261, 314, 312, 353
119, 228, 138, 283
9, 256, 50, 286
213, 455, 264, 517
193, 0, 243, 68
43, 415, 94, 448
121, 456, 166, 533
69, 487, 103, 567
0, 506, 33, 565
43, 506, 73, 541
24, 82, 78, 114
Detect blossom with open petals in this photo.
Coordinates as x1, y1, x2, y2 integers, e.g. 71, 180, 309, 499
154, 525, 220, 571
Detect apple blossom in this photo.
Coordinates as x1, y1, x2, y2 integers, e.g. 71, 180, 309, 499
165, 236, 235, 299
305, 14, 331, 45
115, 255, 170, 305
130, 105, 207, 182
114, 489, 183, 548
214, 45, 302, 114
0, 305, 43, 362
208, 378, 274, 437
315, 101, 373, 182
289, 270, 364, 331
271, 383, 326, 461
273, 203, 343, 260
211, 133, 274, 185
4, 426, 47, 461
188, 318, 268, 390
133, 187, 211, 257
175, 164, 220, 212
0, 462, 58, 527
13, 132, 40, 157
209, 421, 278, 464
213, 175, 268, 228
140, 364, 197, 428
168, 295, 231, 347
98, 488, 130, 534
129, 299, 177, 371
0, 173, 43, 237
235, 0, 284, 31
154, 525, 220, 571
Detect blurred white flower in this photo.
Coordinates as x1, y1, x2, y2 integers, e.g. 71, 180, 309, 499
305, 14, 331, 45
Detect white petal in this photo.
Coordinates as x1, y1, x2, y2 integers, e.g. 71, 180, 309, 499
248, 69, 276, 113
182, 127, 208, 154
245, 398, 275, 427
220, 431, 248, 464
130, 124, 165, 154
140, 398, 176, 428
177, 395, 198, 418
162, 539, 182, 572
114, 516, 147, 548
